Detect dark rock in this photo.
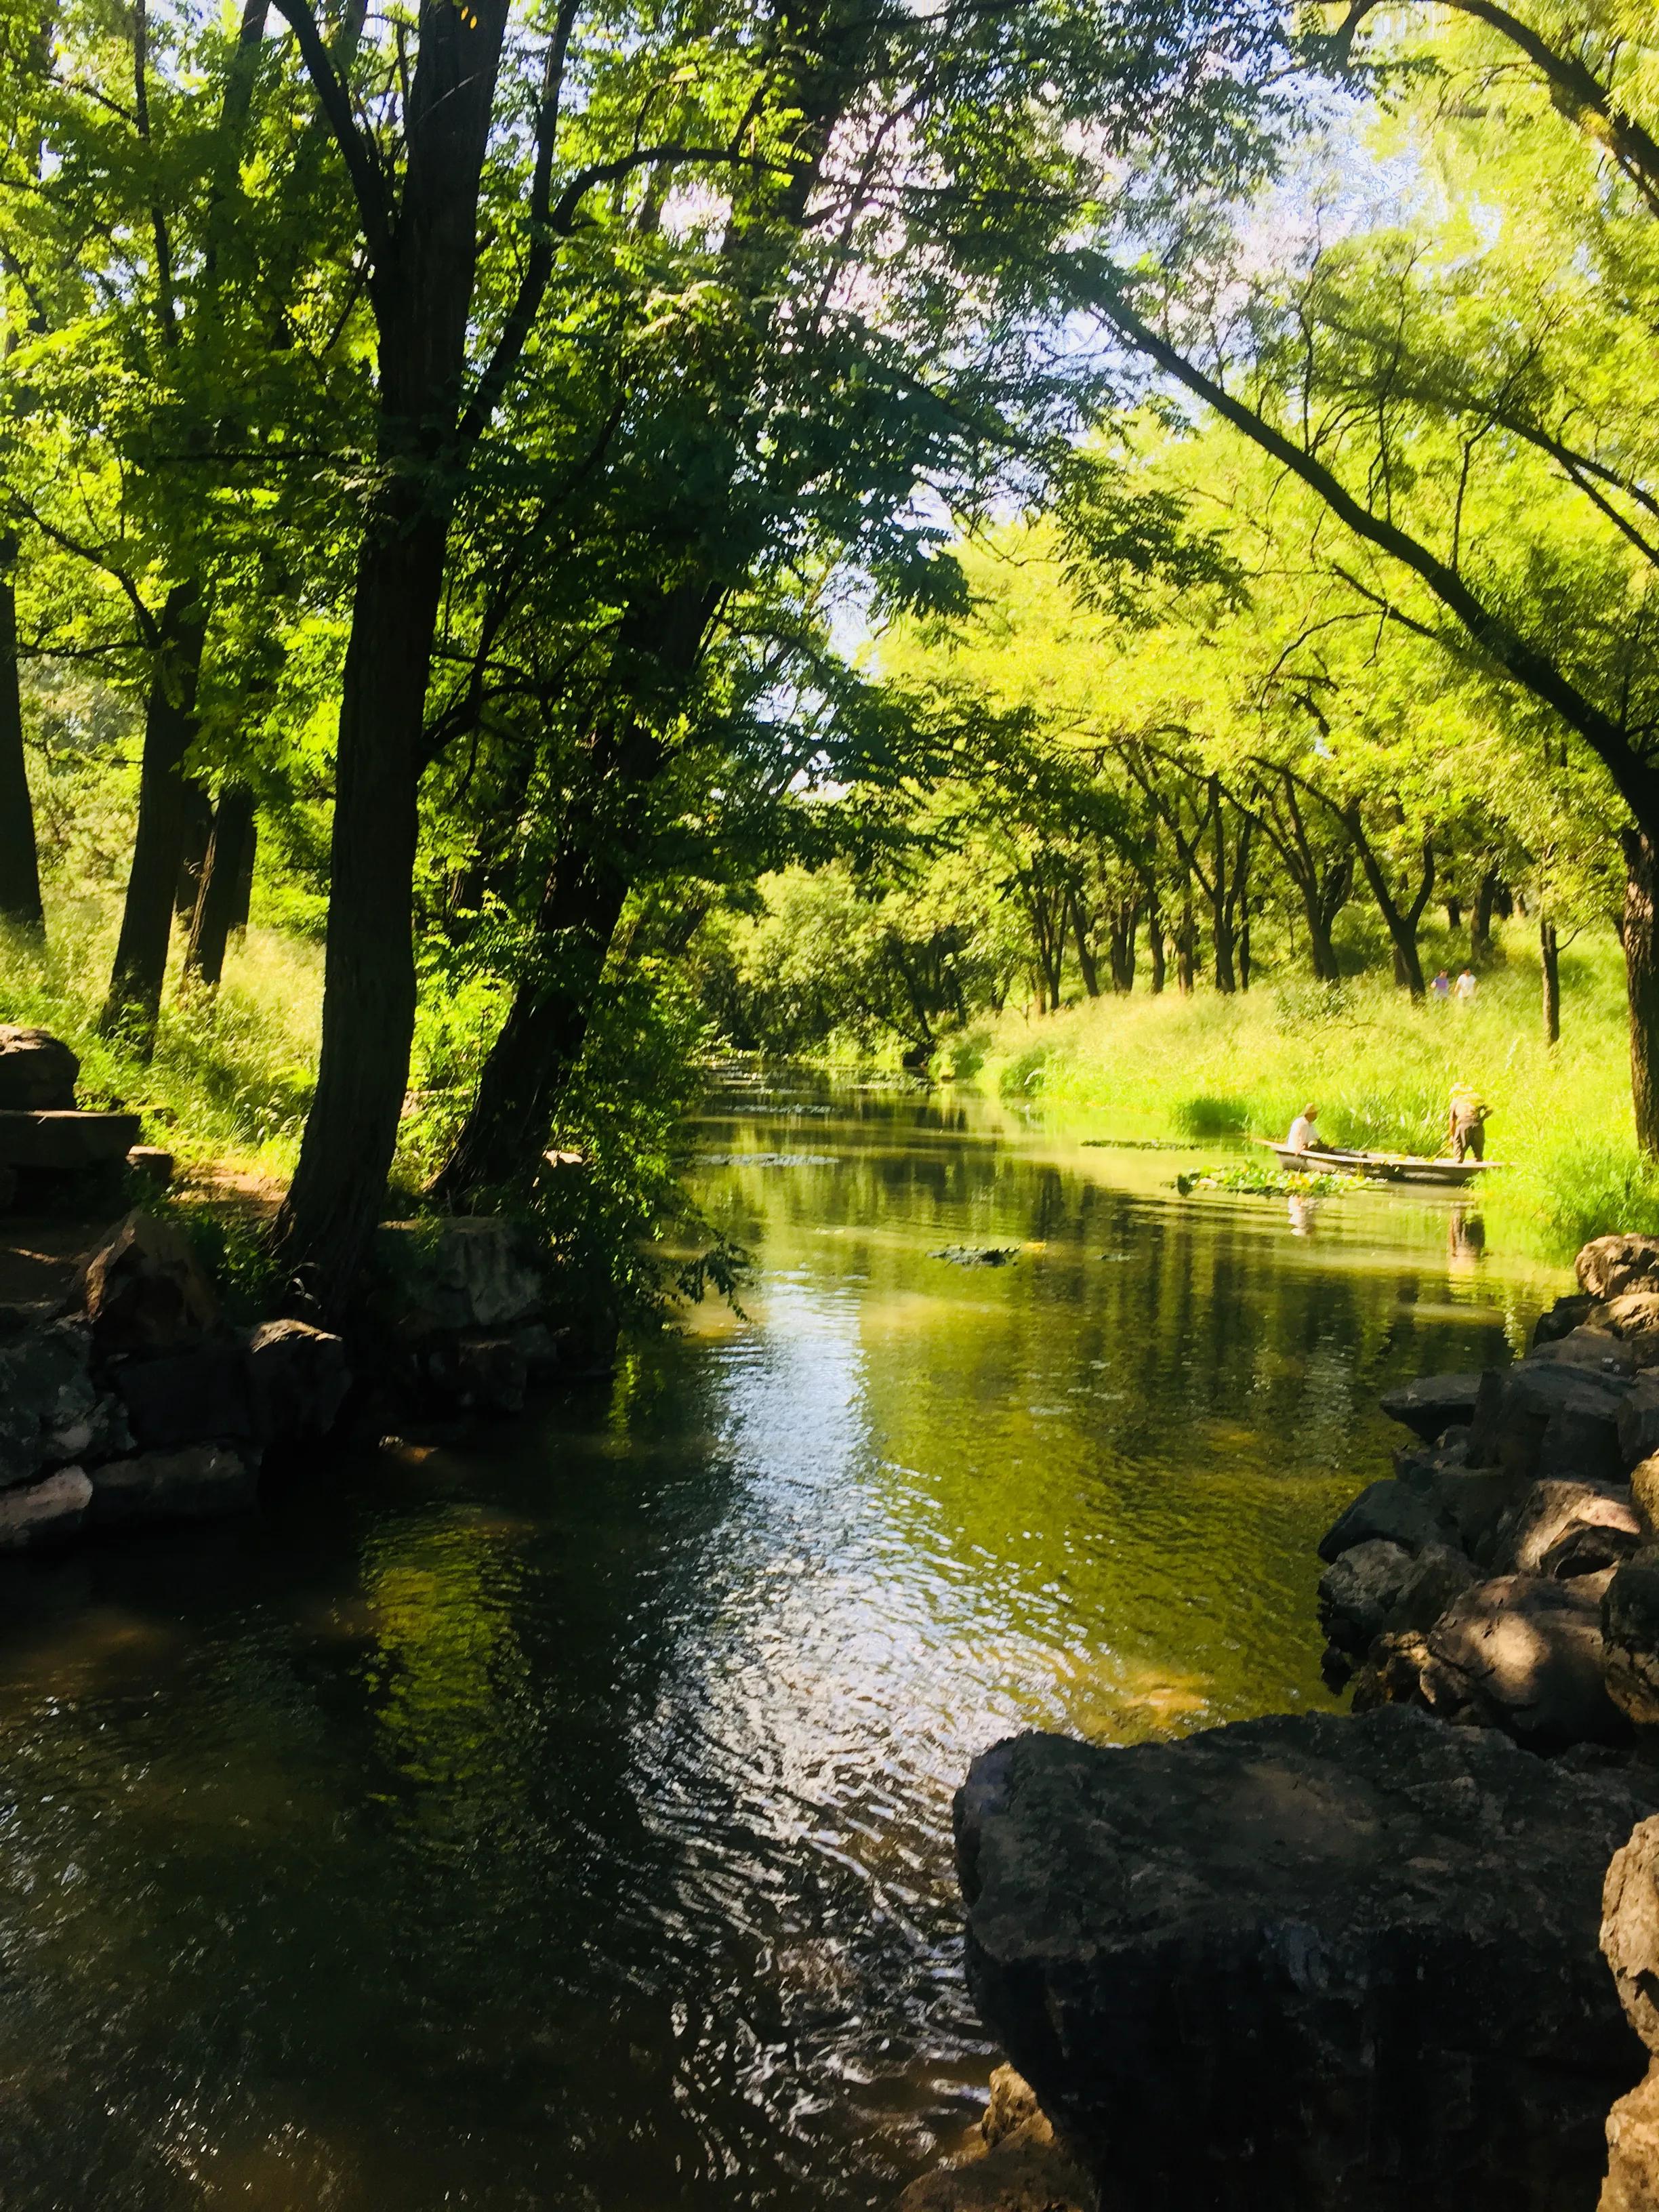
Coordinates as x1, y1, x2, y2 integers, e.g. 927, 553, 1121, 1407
125, 1145, 173, 1190
87, 1443, 257, 1530
1317, 1477, 1453, 1562
0, 1315, 98, 1488
930, 1246, 1021, 1267
1317, 1538, 1475, 1661
1603, 1550, 1659, 1729
113, 1342, 258, 1449
0, 1026, 78, 1111
955, 1709, 1658, 2212
81, 1211, 220, 1356
1465, 1359, 1631, 1486
433, 1332, 528, 1416
246, 1318, 350, 1444
1377, 1370, 1483, 1440
1622, 1376, 1659, 1469
0, 1109, 142, 1168
1633, 1455, 1659, 1543
1534, 1291, 1598, 1347
1532, 1327, 1637, 1378
0, 1466, 92, 1549
1601, 2062, 1659, 2212
371, 1218, 546, 1334
1489, 1479, 1641, 1580
1580, 1236, 1659, 1303
510, 1320, 560, 1385
1420, 1572, 1628, 1749
898, 2065, 1091, 2212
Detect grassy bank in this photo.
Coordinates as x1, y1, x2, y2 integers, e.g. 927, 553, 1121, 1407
945, 930, 1656, 1261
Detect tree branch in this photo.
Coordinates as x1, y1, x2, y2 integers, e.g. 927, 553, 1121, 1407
268, 0, 392, 267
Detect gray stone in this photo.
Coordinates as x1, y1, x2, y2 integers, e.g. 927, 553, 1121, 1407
0, 1109, 142, 1168
955, 1710, 1659, 2212
1622, 1376, 1659, 1468
1532, 1328, 1638, 1378
1317, 1538, 1475, 1664
0, 1027, 78, 1111
1580, 1237, 1659, 1303
81, 1210, 220, 1355
427, 1332, 528, 1416
1534, 1292, 1599, 1347
1593, 1292, 1659, 1366
1603, 1550, 1659, 1729
113, 1343, 258, 1448
371, 1218, 546, 1332
1377, 1370, 1483, 1440
1420, 1464, 1527, 1557
125, 1145, 173, 1190
1421, 1572, 1628, 1749
246, 1318, 350, 1443
0, 1315, 98, 1489
0, 1465, 92, 1549
1490, 1479, 1641, 1580
1466, 1359, 1631, 1486
87, 1443, 257, 1530
1317, 1477, 1453, 1563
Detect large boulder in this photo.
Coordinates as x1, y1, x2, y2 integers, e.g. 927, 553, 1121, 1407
1378, 1371, 1483, 1441
955, 1709, 1659, 2212
1580, 1237, 1659, 1303
1317, 1538, 1474, 1664
1620, 1376, 1659, 1469
80, 1211, 220, 1356
1415, 1572, 1628, 1749
370, 1218, 547, 1334
1465, 1360, 1631, 1487
245, 1318, 350, 1444
1536, 1292, 1599, 1347
0, 1026, 78, 1111
1603, 1550, 1659, 1729
1534, 1330, 1638, 1379
1599, 1817, 1659, 2212
1601, 2066, 1659, 2212
1317, 1477, 1456, 1563
112, 1341, 258, 1450
0, 1465, 93, 1549
0, 1314, 125, 1488
1591, 1293, 1659, 1368
1490, 1479, 1641, 1581
87, 1444, 257, 1530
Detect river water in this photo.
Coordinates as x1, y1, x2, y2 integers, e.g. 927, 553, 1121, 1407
0, 1080, 1559, 2209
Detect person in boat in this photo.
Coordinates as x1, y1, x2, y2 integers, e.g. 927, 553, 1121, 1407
1448, 1084, 1490, 1162
1286, 1102, 1322, 1153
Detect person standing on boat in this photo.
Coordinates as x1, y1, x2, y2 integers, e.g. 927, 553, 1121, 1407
1448, 1085, 1490, 1161
1286, 1102, 1321, 1153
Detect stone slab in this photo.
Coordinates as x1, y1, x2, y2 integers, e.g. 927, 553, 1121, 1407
0, 1110, 142, 1168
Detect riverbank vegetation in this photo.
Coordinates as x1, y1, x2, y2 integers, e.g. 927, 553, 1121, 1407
3, 0, 1658, 1311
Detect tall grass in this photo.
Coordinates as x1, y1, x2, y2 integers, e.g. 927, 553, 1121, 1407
955, 929, 1659, 1261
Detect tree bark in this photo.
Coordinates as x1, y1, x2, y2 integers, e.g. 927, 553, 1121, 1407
1471, 867, 1500, 959
1069, 885, 1101, 996
100, 581, 207, 1054
1540, 914, 1560, 1047
183, 780, 255, 987
1347, 817, 1433, 998
176, 780, 214, 918
1177, 880, 1195, 994
1145, 877, 1166, 994
0, 560, 43, 940
1624, 831, 1659, 1155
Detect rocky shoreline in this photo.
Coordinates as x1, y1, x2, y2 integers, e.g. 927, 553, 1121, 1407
918, 1231, 1659, 2212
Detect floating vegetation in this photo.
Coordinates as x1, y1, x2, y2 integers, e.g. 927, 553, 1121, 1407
696, 1151, 840, 1167
1176, 1164, 1364, 1198
1079, 1138, 1198, 1152
930, 1244, 1021, 1266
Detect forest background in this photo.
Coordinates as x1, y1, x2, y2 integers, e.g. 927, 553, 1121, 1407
3, 0, 1658, 1311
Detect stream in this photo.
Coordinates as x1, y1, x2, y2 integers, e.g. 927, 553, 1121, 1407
0, 1078, 1560, 2209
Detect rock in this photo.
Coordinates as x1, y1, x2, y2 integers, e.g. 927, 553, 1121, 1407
0, 1027, 79, 1111
1535, 1291, 1599, 1347
1601, 2062, 1659, 2212
1317, 1477, 1453, 1562
1490, 1479, 1641, 1580
1633, 1456, 1659, 1543
112, 1341, 258, 1450
898, 2066, 1092, 2212
1465, 1359, 1631, 1486
1420, 1572, 1628, 1748
1601, 1816, 1659, 2055
1317, 1538, 1475, 1662
81, 1210, 220, 1355
956, 1710, 1658, 2212
420, 1332, 529, 1416
1420, 1464, 1526, 1557
1581, 1237, 1659, 1303
1593, 1292, 1659, 1366
0, 1108, 142, 1168
0, 1465, 92, 1549
0, 1315, 99, 1488
246, 1318, 350, 1443
930, 1246, 1021, 1267
125, 1145, 174, 1190
1533, 1328, 1638, 1378
87, 1443, 258, 1530
1622, 1377, 1659, 1469
371, 1218, 547, 1333
1603, 1550, 1659, 1729
510, 1320, 560, 1385
1377, 1370, 1483, 1440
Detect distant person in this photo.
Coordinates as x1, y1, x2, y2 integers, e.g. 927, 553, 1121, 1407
1454, 968, 1477, 1003
1432, 970, 1452, 1000
1448, 1085, 1490, 1162
1286, 1102, 1321, 1153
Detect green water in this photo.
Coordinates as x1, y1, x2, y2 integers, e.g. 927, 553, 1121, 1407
0, 1080, 1559, 2209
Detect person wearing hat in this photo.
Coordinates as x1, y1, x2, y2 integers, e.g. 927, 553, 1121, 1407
1286, 1102, 1321, 1153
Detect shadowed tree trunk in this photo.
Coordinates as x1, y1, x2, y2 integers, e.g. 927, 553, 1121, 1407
1624, 832, 1659, 1153
176, 781, 215, 918
1471, 867, 1501, 960
0, 552, 43, 941
1069, 884, 1101, 997
183, 780, 255, 987
1540, 914, 1561, 1047
100, 582, 207, 1054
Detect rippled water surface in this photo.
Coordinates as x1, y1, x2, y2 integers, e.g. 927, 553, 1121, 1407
0, 1080, 1561, 2208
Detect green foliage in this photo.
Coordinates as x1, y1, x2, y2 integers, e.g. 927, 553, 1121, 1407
1176, 1163, 1362, 1197
1172, 1094, 1250, 1139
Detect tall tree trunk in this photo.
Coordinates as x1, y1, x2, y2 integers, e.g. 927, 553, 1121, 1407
1348, 819, 1433, 1000
1471, 867, 1500, 960
1177, 880, 1195, 994
1069, 886, 1100, 997
176, 781, 215, 917
0, 556, 43, 939
1624, 832, 1659, 1156
100, 581, 207, 1054
1540, 914, 1560, 1048
1445, 897, 1462, 933
1208, 783, 1235, 993
230, 811, 255, 934
183, 780, 255, 987
1145, 878, 1166, 994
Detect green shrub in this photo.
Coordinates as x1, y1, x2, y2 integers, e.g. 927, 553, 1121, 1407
1173, 1092, 1250, 1139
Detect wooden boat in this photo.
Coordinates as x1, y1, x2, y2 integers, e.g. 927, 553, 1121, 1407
1256, 1139, 1502, 1188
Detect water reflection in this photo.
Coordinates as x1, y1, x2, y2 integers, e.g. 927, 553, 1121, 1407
0, 1081, 1557, 2209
